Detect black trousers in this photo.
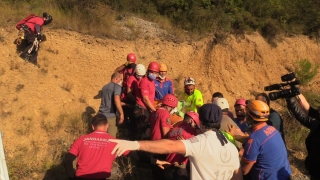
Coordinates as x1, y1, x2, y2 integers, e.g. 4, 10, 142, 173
132, 105, 150, 140
163, 166, 189, 180
20, 31, 39, 64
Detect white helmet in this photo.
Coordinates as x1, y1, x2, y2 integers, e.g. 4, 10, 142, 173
135, 64, 146, 76
213, 98, 230, 110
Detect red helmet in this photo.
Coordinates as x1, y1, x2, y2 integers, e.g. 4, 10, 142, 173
162, 94, 178, 108
185, 111, 200, 127
234, 98, 247, 107
127, 53, 136, 63
148, 62, 160, 72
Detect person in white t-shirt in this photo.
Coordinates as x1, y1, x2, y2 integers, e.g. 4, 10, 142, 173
109, 104, 243, 180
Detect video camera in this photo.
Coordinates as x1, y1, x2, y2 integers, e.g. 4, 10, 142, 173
264, 72, 300, 101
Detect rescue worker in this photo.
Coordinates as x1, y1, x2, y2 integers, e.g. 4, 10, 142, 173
213, 98, 245, 152
155, 63, 174, 100
234, 98, 250, 134
134, 61, 159, 139
255, 93, 285, 143
149, 94, 178, 140
18, 12, 53, 67
63, 114, 130, 180
182, 77, 204, 113
115, 53, 137, 101
164, 111, 200, 180
64, 114, 169, 180
110, 104, 242, 180
98, 72, 124, 137
241, 100, 291, 180
211, 92, 235, 120
126, 64, 146, 139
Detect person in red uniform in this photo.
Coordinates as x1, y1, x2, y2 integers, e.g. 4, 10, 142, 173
114, 53, 137, 101
63, 114, 129, 180
149, 94, 179, 140
164, 111, 200, 180
126, 64, 146, 139
18, 12, 53, 67
133, 61, 159, 139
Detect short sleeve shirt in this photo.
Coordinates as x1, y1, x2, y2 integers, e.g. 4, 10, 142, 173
136, 76, 155, 109
149, 108, 172, 140
183, 89, 204, 113
68, 131, 128, 179
98, 82, 122, 118
126, 75, 141, 97
182, 131, 240, 180
243, 124, 291, 180
154, 77, 174, 100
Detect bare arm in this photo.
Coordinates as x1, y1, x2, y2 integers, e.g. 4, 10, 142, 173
142, 95, 156, 112
139, 139, 186, 155
231, 167, 243, 180
240, 157, 255, 175
161, 127, 170, 138
297, 94, 310, 114
114, 95, 124, 123
115, 64, 126, 73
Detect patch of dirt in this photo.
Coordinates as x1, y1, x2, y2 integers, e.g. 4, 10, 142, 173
0, 16, 319, 179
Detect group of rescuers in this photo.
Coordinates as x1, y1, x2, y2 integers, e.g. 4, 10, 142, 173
63, 53, 320, 180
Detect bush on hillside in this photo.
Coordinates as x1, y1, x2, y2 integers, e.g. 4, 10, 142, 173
294, 59, 319, 86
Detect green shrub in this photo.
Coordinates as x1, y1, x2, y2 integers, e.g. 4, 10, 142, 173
294, 59, 319, 86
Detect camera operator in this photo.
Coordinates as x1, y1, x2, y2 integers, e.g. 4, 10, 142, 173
286, 94, 320, 180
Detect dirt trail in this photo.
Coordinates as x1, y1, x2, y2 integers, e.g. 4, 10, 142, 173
0, 20, 319, 179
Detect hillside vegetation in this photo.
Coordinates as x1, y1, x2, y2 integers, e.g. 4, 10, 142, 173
1, 0, 320, 41
0, 0, 319, 180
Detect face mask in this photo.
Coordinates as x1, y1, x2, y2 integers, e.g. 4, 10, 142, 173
159, 75, 166, 80
148, 73, 156, 80
117, 81, 123, 86
136, 75, 142, 79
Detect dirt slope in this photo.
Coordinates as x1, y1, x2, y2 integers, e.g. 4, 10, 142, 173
0, 19, 319, 179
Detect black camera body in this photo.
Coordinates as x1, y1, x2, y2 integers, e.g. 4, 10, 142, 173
264, 73, 300, 101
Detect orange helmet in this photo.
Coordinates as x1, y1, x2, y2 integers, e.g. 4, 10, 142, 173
246, 100, 270, 121
159, 63, 168, 71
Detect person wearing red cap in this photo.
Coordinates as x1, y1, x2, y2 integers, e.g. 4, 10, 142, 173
114, 53, 137, 101
234, 98, 250, 134
109, 104, 242, 180
163, 111, 200, 180
133, 61, 159, 139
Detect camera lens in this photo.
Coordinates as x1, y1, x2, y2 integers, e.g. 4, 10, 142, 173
269, 92, 280, 101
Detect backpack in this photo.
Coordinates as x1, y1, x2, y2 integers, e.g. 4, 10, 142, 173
16, 14, 36, 30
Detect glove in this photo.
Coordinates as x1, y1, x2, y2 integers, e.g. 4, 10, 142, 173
37, 33, 41, 41
109, 139, 140, 157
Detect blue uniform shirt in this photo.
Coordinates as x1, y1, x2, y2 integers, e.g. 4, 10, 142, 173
243, 123, 291, 180
154, 78, 174, 100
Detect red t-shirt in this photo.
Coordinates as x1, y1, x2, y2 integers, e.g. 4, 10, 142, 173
120, 67, 135, 101
166, 122, 197, 164
149, 108, 172, 140
136, 76, 155, 109
127, 75, 141, 98
68, 130, 129, 179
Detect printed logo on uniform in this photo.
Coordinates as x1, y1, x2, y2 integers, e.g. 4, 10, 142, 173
220, 147, 232, 163
189, 136, 199, 143
198, 99, 202, 102
155, 84, 158, 87
166, 118, 171, 125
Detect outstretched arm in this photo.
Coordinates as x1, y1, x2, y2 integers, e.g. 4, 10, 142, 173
110, 139, 186, 157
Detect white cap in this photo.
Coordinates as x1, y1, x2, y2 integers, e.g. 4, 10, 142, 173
135, 64, 146, 76
184, 77, 196, 86
213, 98, 230, 110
